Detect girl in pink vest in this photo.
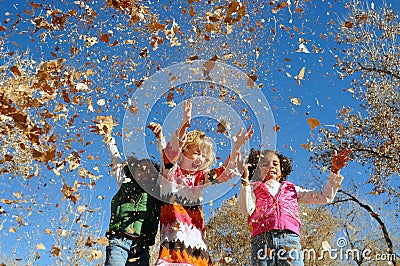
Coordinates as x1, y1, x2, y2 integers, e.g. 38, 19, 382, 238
238, 148, 351, 265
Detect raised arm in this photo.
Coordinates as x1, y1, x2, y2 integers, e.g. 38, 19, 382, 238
104, 134, 125, 188
147, 122, 166, 154
237, 151, 256, 216
297, 148, 352, 204
213, 125, 254, 183
163, 99, 192, 165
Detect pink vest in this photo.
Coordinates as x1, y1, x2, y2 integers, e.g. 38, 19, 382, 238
248, 181, 302, 237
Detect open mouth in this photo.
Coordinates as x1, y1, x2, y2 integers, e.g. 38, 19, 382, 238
192, 162, 201, 169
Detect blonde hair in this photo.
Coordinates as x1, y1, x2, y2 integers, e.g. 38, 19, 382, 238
182, 130, 215, 170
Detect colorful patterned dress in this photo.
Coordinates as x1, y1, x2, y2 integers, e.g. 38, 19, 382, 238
156, 133, 230, 266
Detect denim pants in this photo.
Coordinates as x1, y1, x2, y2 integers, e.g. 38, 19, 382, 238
250, 230, 304, 266
105, 236, 150, 266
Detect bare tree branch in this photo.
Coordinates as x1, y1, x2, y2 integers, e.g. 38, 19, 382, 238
337, 189, 397, 266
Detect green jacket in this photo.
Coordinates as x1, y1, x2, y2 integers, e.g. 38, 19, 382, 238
108, 166, 161, 245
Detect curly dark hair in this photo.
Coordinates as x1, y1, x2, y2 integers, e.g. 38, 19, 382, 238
247, 148, 292, 182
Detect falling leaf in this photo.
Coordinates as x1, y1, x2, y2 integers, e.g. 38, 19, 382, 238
88, 249, 103, 262
51, 246, 61, 257
338, 124, 344, 135
247, 74, 257, 87
10, 66, 22, 76
97, 99, 106, 106
100, 33, 110, 43
91, 115, 114, 138
216, 122, 226, 134
344, 21, 353, 28
296, 43, 310, 53
204, 55, 219, 72
9, 227, 16, 233
273, 125, 280, 132
36, 243, 46, 250
77, 205, 85, 213
295, 67, 306, 80
290, 98, 301, 105
31, 146, 56, 163
96, 237, 109, 246
307, 118, 321, 130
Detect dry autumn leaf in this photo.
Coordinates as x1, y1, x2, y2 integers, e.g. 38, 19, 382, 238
204, 55, 219, 72
290, 98, 301, 105
10, 66, 22, 76
295, 66, 306, 80
36, 243, 46, 250
216, 122, 226, 134
307, 118, 321, 130
31, 145, 56, 163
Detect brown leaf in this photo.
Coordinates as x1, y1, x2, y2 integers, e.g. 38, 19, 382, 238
216, 122, 226, 134
31, 146, 56, 163
344, 21, 353, 28
51, 246, 61, 257
91, 115, 114, 137
10, 66, 22, 76
301, 143, 309, 149
338, 124, 344, 135
273, 125, 280, 132
204, 55, 219, 72
307, 118, 321, 130
246, 74, 257, 87
100, 33, 110, 43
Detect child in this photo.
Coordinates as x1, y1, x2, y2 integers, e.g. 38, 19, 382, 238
156, 99, 253, 266
238, 148, 351, 266
104, 122, 165, 266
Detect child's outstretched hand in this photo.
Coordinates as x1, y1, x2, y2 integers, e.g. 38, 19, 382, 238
182, 98, 192, 127
177, 98, 192, 139
147, 122, 163, 139
233, 125, 254, 152
331, 148, 352, 174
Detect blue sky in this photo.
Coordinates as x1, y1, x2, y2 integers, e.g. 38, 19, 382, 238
0, 0, 399, 264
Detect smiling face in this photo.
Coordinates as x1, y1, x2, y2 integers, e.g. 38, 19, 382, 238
259, 152, 282, 182
180, 142, 211, 174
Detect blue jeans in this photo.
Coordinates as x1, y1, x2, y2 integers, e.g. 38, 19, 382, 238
250, 230, 304, 266
105, 236, 150, 266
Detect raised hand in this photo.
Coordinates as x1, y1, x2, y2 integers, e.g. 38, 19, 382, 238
331, 148, 352, 174
182, 98, 192, 127
233, 125, 254, 152
147, 122, 163, 139
220, 125, 253, 182
176, 98, 192, 139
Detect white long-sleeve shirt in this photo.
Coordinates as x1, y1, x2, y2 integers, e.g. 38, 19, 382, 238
238, 171, 343, 216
